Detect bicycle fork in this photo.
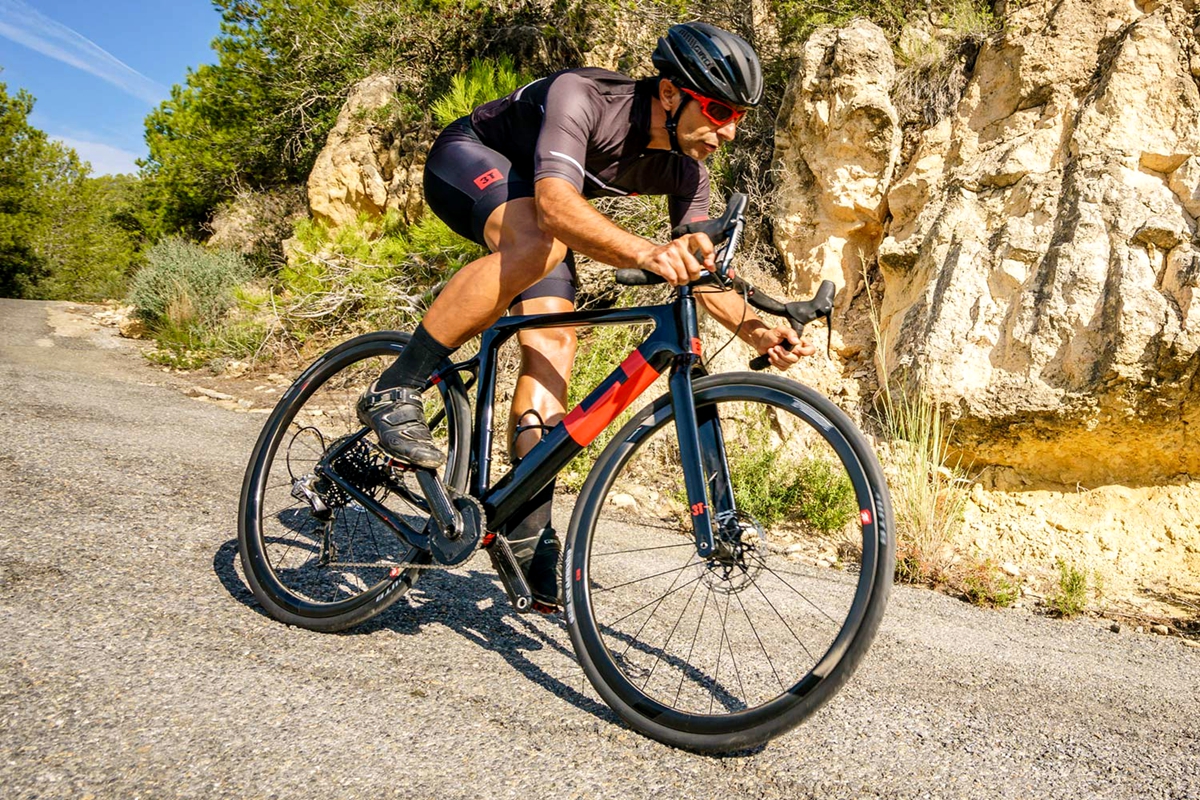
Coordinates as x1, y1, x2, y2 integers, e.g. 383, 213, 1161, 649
669, 368, 739, 560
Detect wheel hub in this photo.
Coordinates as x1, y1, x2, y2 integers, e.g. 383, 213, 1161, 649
701, 511, 765, 594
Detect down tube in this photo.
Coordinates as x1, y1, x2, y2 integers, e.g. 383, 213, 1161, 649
482, 343, 668, 532
668, 369, 717, 557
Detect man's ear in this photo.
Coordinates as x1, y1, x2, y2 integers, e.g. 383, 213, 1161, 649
658, 78, 680, 112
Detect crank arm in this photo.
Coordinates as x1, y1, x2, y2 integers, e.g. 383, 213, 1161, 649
416, 469, 462, 540
488, 534, 533, 613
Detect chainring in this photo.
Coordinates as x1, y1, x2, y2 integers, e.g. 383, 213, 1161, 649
428, 490, 485, 567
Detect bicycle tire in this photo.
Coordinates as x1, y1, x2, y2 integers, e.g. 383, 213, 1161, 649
564, 372, 894, 752
238, 331, 471, 632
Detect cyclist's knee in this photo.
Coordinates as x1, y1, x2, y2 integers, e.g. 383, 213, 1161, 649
520, 325, 577, 359
500, 234, 568, 283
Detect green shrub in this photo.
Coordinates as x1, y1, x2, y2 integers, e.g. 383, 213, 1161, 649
1047, 558, 1089, 618
957, 558, 1019, 608
796, 456, 858, 533
127, 237, 250, 330
406, 213, 486, 278
431, 56, 533, 129
729, 423, 857, 533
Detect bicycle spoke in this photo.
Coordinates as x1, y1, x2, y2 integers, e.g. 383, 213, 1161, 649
720, 591, 747, 711
734, 585, 785, 692
591, 541, 695, 558
709, 595, 724, 715
747, 563, 817, 663
750, 551, 842, 628
674, 585, 711, 707
594, 561, 699, 594
606, 572, 704, 628
641, 566, 705, 692
616, 557, 699, 661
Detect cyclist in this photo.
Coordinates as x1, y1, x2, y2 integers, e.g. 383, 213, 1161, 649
359, 22, 815, 609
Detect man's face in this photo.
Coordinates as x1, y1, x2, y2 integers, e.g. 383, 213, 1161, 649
672, 90, 744, 162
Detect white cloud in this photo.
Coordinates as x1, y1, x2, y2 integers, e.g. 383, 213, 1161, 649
55, 136, 141, 176
0, 0, 169, 105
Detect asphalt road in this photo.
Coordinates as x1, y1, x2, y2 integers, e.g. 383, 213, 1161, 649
1, 299, 1198, 800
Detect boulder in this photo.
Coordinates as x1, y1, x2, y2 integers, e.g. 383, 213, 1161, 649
307, 74, 426, 228
206, 186, 308, 261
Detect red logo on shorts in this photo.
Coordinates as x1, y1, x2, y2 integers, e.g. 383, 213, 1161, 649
473, 168, 503, 190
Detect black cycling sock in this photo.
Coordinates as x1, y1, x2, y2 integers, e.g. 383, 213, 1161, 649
377, 323, 456, 390
504, 480, 556, 567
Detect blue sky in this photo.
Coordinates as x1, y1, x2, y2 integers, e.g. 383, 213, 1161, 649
0, 0, 223, 175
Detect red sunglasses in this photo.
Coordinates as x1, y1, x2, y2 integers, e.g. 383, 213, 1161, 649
677, 86, 747, 126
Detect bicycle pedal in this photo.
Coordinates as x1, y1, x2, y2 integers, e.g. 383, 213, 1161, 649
531, 601, 560, 615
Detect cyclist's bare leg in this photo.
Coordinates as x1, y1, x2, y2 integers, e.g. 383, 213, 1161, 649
363, 198, 569, 467
508, 296, 577, 458
504, 296, 576, 609
423, 198, 569, 348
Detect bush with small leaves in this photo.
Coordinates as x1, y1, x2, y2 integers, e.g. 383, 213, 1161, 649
128, 237, 250, 330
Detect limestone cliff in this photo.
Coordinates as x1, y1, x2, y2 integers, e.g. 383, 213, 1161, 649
772, 0, 1200, 487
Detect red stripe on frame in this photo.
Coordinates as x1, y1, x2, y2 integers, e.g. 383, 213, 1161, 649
563, 350, 660, 446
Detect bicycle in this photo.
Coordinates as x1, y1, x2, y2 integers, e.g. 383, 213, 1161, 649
237, 193, 895, 752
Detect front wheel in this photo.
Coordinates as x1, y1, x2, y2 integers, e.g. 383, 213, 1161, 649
564, 373, 894, 752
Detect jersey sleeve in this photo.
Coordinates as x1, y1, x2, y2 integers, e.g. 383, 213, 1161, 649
668, 161, 711, 229
533, 73, 599, 191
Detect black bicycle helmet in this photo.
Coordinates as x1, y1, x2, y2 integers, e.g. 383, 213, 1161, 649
652, 22, 764, 108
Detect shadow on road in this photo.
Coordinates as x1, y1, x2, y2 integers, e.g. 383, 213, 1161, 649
212, 537, 619, 727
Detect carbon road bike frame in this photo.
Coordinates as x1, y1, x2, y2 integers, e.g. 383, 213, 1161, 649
316, 192, 833, 611
461, 283, 725, 558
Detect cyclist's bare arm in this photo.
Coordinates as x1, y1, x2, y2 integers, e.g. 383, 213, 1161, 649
536, 177, 713, 285
536, 177, 813, 369
695, 288, 814, 369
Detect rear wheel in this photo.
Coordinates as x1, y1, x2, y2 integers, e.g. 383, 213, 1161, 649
238, 332, 471, 632
564, 373, 893, 752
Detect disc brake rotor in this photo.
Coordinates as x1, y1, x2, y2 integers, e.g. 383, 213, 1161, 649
702, 510, 765, 594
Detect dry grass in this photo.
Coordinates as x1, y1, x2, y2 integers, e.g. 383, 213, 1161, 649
865, 275, 971, 585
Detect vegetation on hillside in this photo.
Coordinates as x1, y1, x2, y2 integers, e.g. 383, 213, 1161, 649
0, 78, 146, 300
2, 0, 1014, 601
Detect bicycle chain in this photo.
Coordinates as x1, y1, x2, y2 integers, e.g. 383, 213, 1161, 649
323, 488, 486, 572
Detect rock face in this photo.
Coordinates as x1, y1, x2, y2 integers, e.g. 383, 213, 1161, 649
207, 186, 308, 261
308, 74, 426, 228
773, 1, 1200, 486
773, 20, 901, 311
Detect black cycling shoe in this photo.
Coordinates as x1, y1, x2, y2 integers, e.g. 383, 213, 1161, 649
356, 381, 446, 469
527, 528, 563, 609
507, 526, 563, 609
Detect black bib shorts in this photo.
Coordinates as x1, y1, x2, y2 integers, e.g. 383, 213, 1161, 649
422, 117, 577, 306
